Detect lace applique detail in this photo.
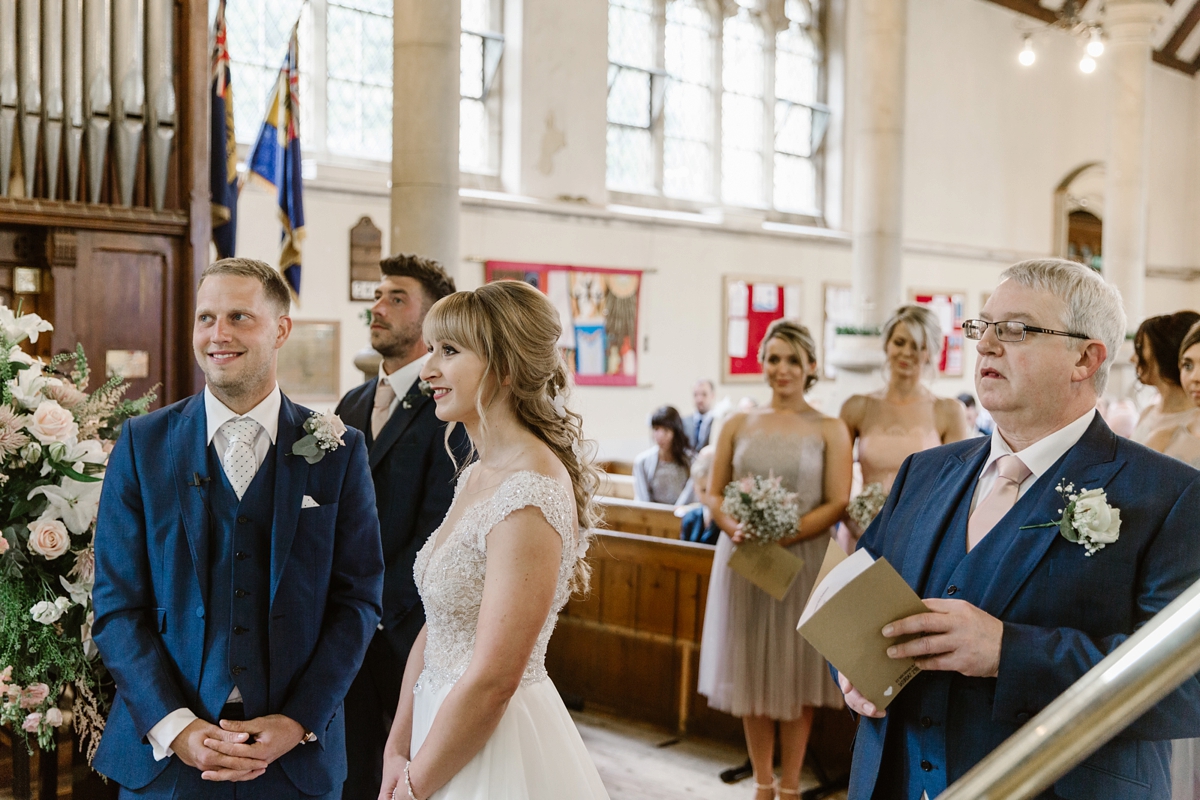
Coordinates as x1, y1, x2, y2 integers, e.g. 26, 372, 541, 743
413, 468, 580, 692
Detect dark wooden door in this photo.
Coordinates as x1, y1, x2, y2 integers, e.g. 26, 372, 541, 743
52, 231, 184, 407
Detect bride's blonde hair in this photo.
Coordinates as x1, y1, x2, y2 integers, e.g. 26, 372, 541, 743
423, 280, 600, 591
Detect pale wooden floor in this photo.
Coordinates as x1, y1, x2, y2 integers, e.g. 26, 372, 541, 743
572, 710, 848, 800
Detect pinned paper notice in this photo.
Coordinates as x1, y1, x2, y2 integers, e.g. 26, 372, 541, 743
727, 319, 749, 359
728, 281, 749, 318
784, 285, 802, 320
752, 283, 779, 312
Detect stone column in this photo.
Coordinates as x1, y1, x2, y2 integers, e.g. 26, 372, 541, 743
848, 0, 907, 332
1102, 0, 1166, 330
392, 0, 461, 269
828, 0, 907, 406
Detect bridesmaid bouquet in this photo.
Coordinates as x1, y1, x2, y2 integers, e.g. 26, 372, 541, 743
721, 474, 801, 544
847, 482, 889, 531
0, 308, 155, 759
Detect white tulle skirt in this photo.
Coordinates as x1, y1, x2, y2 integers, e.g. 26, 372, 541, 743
411, 675, 610, 800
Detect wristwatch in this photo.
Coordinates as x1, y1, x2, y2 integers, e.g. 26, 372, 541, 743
299, 729, 317, 745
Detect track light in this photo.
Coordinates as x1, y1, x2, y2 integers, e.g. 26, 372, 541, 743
1086, 28, 1105, 58
1080, 55, 1097, 73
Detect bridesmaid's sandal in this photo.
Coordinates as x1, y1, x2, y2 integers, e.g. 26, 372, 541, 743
778, 788, 801, 797
753, 781, 775, 800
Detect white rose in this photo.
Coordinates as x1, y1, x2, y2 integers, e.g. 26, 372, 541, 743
27, 519, 70, 560
30, 600, 63, 625
44, 707, 63, 727
28, 401, 78, 445
1072, 488, 1121, 545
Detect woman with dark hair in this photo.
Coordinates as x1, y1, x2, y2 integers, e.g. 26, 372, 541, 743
633, 405, 695, 505
1132, 311, 1200, 467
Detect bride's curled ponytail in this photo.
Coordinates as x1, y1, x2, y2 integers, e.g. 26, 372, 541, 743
423, 280, 601, 593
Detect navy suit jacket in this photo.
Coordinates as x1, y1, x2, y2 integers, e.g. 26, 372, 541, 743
850, 415, 1200, 800
91, 393, 384, 795
335, 376, 465, 658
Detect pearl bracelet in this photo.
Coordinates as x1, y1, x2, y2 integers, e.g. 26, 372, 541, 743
404, 761, 419, 800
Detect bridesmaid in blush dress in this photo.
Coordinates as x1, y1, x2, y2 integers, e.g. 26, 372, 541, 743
1130, 311, 1200, 468
697, 319, 852, 800
839, 305, 971, 549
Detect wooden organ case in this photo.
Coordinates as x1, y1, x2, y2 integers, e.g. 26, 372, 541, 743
0, 0, 211, 406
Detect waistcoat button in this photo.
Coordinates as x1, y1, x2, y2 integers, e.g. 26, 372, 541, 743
921, 760, 933, 772
946, 585, 958, 596
233, 626, 248, 635
920, 717, 932, 728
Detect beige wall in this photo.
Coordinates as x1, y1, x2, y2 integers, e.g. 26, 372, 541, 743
233, 0, 1200, 460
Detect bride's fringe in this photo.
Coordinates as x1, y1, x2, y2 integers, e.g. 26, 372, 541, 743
426, 282, 601, 594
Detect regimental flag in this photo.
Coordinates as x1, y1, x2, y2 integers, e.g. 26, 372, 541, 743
245, 24, 306, 299
210, 0, 238, 258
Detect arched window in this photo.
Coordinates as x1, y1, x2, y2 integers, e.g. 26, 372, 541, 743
607, 0, 658, 193
721, 5, 766, 208
663, 0, 715, 200
773, 0, 822, 214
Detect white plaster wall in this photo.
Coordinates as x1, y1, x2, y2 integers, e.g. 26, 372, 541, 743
227, 0, 1200, 458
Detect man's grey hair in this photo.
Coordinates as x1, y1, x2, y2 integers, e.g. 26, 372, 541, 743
998, 259, 1126, 395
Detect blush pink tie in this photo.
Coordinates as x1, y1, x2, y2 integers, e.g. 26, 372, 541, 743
967, 455, 1032, 551
371, 378, 396, 439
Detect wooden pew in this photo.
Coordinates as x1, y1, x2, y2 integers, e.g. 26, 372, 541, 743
595, 496, 682, 539
596, 459, 634, 476
545, 529, 856, 774
596, 471, 636, 500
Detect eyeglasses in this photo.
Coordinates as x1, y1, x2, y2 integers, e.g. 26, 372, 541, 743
962, 319, 1091, 343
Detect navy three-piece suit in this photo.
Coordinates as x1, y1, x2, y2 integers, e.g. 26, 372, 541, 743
92, 392, 384, 798
851, 415, 1200, 800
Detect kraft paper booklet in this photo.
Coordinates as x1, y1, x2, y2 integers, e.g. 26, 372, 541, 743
797, 540, 929, 710
728, 541, 805, 601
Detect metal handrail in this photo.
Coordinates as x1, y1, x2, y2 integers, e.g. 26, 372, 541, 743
939, 576, 1200, 799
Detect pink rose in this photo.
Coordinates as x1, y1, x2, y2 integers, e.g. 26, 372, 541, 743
0, 536, 8, 555
19, 683, 49, 710
27, 519, 70, 560
22, 712, 41, 732
28, 400, 79, 445
44, 707, 63, 727
46, 382, 87, 411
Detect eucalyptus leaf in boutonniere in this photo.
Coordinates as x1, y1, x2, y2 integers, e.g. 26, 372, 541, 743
1020, 479, 1122, 556
291, 411, 347, 464
401, 380, 434, 410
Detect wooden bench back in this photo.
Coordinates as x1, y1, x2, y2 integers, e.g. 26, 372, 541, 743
595, 496, 682, 539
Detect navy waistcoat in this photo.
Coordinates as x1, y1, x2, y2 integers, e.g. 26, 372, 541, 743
197, 444, 275, 722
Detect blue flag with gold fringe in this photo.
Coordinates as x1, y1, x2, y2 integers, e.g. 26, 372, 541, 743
209, 0, 237, 258
245, 24, 305, 298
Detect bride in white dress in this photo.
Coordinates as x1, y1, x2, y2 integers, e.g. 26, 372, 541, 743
378, 280, 610, 800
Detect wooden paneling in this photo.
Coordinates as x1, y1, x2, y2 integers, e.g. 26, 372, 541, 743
597, 497, 683, 539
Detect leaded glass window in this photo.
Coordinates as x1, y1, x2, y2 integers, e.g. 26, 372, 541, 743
663, 0, 714, 201
326, 0, 393, 158
721, 6, 765, 208
223, 0, 306, 145
607, 0, 657, 193
773, 0, 822, 214
461, 0, 503, 174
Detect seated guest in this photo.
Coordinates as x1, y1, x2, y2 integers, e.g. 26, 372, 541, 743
680, 445, 720, 545
1132, 311, 1200, 465
956, 392, 990, 437
683, 379, 716, 449
839, 259, 1200, 800
634, 405, 695, 505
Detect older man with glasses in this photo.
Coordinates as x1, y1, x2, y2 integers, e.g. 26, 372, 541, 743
835, 259, 1200, 800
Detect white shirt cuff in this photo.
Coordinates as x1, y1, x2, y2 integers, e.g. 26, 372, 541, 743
147, 708, 198, 761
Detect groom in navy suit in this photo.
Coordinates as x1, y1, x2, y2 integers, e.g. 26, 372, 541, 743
92, 258, 384, 798
840, 259, 1200, 799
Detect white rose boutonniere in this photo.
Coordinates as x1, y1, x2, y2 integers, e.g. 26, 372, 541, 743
1021, 480, 1122, 556
291, 411, 347, 464
401, 380, 434, 410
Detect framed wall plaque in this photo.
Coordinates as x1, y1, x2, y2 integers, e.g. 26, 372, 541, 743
349, 216, 381, 302
278, 320, 341, 400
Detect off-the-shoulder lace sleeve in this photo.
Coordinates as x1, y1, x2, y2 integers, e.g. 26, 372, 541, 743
473, 471, 577, 555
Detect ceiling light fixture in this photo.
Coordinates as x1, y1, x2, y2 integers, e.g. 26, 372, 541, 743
1019, 34, 1036, 66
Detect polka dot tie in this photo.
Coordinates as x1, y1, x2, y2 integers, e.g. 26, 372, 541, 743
220, 418, 261, 500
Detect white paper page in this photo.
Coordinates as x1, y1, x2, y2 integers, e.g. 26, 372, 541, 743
727, 318, 749, 358
798, 548, 876, 627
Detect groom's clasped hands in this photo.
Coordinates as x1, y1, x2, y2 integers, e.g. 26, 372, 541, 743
172, 714, 308, 781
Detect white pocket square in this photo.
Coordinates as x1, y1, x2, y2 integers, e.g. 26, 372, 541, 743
301, 495, 320, 509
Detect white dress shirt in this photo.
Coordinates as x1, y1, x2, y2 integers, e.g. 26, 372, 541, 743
970, 408, 1097, 512
378, 354, 429, 417
146, 386, 282, 761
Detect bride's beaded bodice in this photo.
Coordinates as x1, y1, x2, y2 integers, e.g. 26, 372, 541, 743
413, 465, 584, 691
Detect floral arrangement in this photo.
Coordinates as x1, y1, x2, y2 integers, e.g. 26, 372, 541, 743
0, 307, 156, 759
721, 474, 801, 545
291, 410, 347, 464
847, 482, 889, 531
1021, 480, 1122, 556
